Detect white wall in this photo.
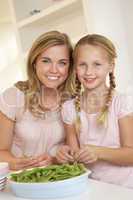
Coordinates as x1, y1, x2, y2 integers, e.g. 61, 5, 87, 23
0, 23, 24, 92
121, 0, 133, 77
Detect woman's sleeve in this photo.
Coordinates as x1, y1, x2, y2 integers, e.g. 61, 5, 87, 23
61, 100, 76, 125
0, 87, 24, 121
117, 94, 133, 119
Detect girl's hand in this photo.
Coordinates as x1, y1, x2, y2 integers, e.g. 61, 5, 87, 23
56, 145, 74, 164
75, 145, 98, 164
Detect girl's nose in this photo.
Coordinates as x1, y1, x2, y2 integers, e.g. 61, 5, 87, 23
86, 66, 94, 75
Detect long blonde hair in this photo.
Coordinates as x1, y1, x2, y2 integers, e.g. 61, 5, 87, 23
15, 31, 73, 117
71, 34, 117, 132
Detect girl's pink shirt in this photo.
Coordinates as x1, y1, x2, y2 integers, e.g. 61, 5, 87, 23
61, 92, 133, 188
0, 87, 65, 157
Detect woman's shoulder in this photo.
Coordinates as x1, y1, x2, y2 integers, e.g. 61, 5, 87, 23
1, 85, 24, 94
0, 85, 25, 106
0, 85, 26, 121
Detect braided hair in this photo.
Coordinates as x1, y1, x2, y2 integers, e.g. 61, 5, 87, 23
98, 71, 116, 124
74, 76, 82, 134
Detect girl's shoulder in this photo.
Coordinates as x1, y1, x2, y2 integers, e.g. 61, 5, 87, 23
62, 98, 75, 109
111, 91, 133, 118
112, 91, 133, 105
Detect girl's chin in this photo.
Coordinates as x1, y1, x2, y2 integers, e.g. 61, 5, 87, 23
82, 81, 97, 89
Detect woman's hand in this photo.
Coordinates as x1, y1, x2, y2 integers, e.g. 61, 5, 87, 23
10, 157, 39, 170
10, 154, 53, 170
32, 154, 53, 167
74, 145, 98, 164
56, 145, 74, 164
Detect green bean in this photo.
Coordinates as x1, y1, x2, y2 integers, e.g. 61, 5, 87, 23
10, 163, 86, 183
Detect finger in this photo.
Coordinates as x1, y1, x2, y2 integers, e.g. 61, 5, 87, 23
17, 158, 38, 169
34, 160, 52, 167
56, 151, 71, 163
57, 151, 74, 162
56, 153, 69, 162
75, 149, 95, 162
36, 155, 50, 163
83, 157, 97, 164
56, 158, 69, 164
57, 148, 74, 160
74, 148, 87, 160
79, 152, 97, 164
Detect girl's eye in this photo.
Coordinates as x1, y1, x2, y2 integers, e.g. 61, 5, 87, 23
78, 63, 87, 67
94, 62, 101, 66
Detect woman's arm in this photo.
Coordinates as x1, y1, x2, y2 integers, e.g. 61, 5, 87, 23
64, 123, 80, 153
0, 112, 37, 170
55, 123, 79, 164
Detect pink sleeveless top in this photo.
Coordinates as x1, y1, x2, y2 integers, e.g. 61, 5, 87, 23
0, 87, 65, 157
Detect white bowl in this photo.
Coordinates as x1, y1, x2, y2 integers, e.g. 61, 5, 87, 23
9, 170, 91, 199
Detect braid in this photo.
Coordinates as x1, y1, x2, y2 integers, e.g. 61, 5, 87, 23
74, 76, 82, 134
98, 72, 116, 124
106, 72, 116, 107
109, 72, 116, 89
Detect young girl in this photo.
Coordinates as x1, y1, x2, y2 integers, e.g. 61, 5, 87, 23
56, 34, 133, 188
0, 31, 73, 170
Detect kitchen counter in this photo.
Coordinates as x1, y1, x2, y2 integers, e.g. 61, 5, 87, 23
0, 179, 133, 200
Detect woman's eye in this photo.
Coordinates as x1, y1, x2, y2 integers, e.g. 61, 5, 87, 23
42, 59, 50, 63
59, 62, 67, 66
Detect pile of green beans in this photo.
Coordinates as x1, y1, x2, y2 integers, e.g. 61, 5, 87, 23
10, 163, 86, 183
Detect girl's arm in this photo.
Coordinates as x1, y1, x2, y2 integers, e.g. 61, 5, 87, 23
0, 112, 38, 170
94, 114, 133, 165
77, 114, 133, 166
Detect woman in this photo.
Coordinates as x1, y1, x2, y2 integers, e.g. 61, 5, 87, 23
0, 30, 73, 170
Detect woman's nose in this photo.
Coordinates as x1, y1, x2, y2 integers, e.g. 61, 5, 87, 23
50, 63, 58, 73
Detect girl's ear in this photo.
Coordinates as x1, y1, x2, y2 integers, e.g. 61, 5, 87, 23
109, 63, 115, 73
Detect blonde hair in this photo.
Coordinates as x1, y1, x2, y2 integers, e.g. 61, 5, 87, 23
71, 34, 117, 132
15, 31, 73, 117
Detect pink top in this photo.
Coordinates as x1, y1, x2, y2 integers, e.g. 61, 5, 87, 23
0, 87, 65, 157
62, 92, 133, 188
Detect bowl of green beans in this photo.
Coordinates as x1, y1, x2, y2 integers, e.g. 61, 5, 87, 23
9, 163, 91, 199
